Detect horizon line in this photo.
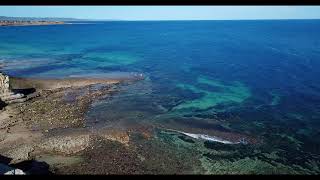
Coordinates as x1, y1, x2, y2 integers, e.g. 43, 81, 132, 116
103, 18, 320, 21
1, 15, 320, 21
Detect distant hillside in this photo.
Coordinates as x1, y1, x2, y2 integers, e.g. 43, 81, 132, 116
0, 16, 90, 21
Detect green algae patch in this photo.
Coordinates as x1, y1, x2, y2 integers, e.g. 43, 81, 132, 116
0, 48, 11, 56
270, 92, 281, 106
181, 63, 192, 73
173, 76, 251, 111
83, 51, 139, 66
199, 156, 305, 174
287, 113, 304, 120
276, 133, 303, 149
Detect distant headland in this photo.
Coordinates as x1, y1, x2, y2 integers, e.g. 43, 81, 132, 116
0, 16, 90, 21
0, 16, 89, 26
0, 20, 65, 26
0, 16, 122, 25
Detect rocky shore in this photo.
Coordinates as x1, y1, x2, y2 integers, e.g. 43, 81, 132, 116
0, 72, 155, 174
0, 20, 65, 26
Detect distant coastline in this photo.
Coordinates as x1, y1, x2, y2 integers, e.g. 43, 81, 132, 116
0, 20, 65, 26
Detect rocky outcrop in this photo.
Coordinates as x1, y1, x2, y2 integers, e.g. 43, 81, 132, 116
10, 77, 120, 90
0, 72, 27, 105
2, 145, 34, 164
38, 134, 90, 155
0, 72, 10, 94
102, 130, 130, 147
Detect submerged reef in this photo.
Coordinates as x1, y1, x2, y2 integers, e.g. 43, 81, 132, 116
173, 76, 251, 111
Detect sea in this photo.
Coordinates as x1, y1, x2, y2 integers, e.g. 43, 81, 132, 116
1, 20, 320, 174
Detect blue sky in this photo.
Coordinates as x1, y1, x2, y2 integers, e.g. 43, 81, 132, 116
0, 6, 320, 20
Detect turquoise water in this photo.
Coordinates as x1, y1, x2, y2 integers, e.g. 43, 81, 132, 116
1, 20, 320, 174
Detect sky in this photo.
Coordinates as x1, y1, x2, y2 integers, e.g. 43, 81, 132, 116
0, 6, 320, 20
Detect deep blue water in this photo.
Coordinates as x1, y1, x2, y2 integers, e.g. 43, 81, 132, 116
1, 20, 320, 173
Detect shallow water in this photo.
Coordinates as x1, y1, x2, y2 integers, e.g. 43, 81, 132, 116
1, 20, 320, 174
